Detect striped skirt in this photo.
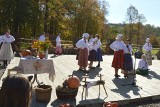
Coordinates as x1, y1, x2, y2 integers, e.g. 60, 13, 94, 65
95, 48, 103, 61
55, 46, 62, 55
112, 50, 124, 69
78, 48, 88, 68
88, 50, 96, 61
123, 53, 133, 71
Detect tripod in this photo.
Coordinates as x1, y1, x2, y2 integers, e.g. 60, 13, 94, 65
122, 52, 142, 89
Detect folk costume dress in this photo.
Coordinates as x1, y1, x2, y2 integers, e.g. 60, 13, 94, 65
88, 40, 97, 61
55, 35, 62, 55
142, 38, 152, 65
0, 35, 15, 66
76, 33, 89, 69
123, 44, 133, 71
110, 39, 125, 69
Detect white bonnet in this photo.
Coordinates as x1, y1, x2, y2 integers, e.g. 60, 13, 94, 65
82, 33, 89, 38
116, 34, 123, 40
146, 38, 150, 43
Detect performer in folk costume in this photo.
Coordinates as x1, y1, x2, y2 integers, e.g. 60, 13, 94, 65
39, 32, 46, 42
95, 34, 103, 67
142, 38, 152, 65
123, 39, 133, 78
88, 38, 98, 69
55, 33, 62, 55
110, 34, 125, 78
136, 54, 149, 75
76, 33, 90, 71
0, 29, 15, 67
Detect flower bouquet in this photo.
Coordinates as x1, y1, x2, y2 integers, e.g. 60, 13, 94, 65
32, 37, 52, 52
32, 37, 52, 58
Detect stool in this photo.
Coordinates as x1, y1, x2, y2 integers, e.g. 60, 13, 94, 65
81, 74, 108, 100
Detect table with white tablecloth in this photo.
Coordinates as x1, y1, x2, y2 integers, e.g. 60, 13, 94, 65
18, 58, 55, 83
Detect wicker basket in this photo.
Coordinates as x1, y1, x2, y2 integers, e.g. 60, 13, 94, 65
35, 85, 52, 103
56, 87, 78, 99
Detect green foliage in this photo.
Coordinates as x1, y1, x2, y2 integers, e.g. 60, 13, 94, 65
0, 0, 108, 45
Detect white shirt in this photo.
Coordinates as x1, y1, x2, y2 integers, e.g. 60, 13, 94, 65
89, 38, 94, 44
143, 43, 152, 52
138, 59, 148, 69
88, 42, 98, 51
124, 44, 132, 54
56, 35, 61, 47
110, 40, 125, 51
76, 38, 88, 49
39, 35, 45, 42
1, 35, 15, 43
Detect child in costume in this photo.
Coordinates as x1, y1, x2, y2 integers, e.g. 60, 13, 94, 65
136, 54, 149, 75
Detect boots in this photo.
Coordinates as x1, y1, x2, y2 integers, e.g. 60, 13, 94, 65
96, 62, 100, 67
3, 60, 7, 68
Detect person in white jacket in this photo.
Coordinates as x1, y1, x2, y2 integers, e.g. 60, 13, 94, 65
142, 38, 152, 65
55, 33, 62, 55
76, 33, 89, 72
0, 29, 15, 68
110, 34, 125, 78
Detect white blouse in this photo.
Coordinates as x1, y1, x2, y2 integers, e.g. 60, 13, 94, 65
56, 35, 61, 47
124, 44, 132, 54
110, 41, 125, 51
88, 43, 98, 51
89, 38, 94, 44
76, 38, 88, 49
1, 35, 15, 43
143, 43, 152, 52
96, 39, 102, 48
39, 35, 45, 42
138, 59, 148, 69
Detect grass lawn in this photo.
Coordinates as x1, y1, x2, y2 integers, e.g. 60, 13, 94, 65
133, 48, 159, 55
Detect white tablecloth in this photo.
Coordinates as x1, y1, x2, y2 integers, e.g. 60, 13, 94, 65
18, 58, 55, 81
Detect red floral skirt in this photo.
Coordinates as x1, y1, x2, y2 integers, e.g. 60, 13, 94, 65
78, 48, 88, 68
112, 50, 124, 69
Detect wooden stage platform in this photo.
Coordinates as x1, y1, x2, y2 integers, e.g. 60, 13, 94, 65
0, 55, 160, 107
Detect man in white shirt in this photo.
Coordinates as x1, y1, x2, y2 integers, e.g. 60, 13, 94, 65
39, 32, 45, 42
